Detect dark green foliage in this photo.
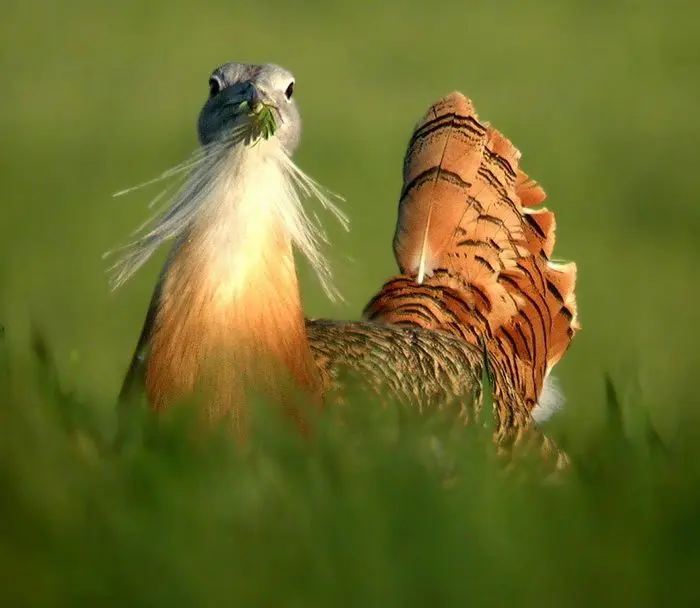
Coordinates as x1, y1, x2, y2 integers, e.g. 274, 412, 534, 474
238, 101, 278, 141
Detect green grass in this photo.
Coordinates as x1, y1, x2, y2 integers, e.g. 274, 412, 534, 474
1, 0, 700, 605
2, 332, 700, 606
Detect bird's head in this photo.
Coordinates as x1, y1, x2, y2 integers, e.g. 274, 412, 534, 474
107, 61, 347, 300
197, 63, 300, 154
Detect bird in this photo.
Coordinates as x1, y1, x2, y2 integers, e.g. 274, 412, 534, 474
107, 62, 579, 463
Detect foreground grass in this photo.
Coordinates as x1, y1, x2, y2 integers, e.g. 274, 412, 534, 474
1, 335, 700, 607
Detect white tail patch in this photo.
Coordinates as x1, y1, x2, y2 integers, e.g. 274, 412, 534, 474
531, 374, 565, 425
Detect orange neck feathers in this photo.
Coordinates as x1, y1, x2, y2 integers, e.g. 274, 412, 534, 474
143, 144, 322, 433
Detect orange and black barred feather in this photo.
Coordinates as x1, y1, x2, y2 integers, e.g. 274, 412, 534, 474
363, 91, 579, 440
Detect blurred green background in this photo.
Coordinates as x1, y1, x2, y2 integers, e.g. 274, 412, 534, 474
1, 0, 698, 422
2, 2, 700, 606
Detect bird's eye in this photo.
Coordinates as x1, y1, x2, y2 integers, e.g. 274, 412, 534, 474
284, 81, 294, 100
208, 76, 222, 97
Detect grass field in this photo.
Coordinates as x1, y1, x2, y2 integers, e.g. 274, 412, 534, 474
1, 0, 700, 605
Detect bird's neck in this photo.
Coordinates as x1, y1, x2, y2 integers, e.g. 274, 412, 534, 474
145, 144, 321, 432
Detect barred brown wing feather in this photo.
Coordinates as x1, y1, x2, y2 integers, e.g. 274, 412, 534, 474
393, 93, 488, 281
374, 90, 579, 415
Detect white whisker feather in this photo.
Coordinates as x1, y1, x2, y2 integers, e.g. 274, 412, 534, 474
280, 156, 350, 232
105, 128, 349, 303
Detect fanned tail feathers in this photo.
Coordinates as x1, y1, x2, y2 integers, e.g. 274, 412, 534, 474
393, 94, 486, 283
368, 91, 579, 411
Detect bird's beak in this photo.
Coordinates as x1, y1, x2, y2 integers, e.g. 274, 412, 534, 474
221, 83, 277, 141
221, 82, 261, 115
243, 83, 263, 110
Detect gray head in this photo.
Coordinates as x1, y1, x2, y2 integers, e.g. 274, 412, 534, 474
197, 63, 301, 153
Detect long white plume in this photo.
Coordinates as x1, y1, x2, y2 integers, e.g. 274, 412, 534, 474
104, 126, 349, 301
